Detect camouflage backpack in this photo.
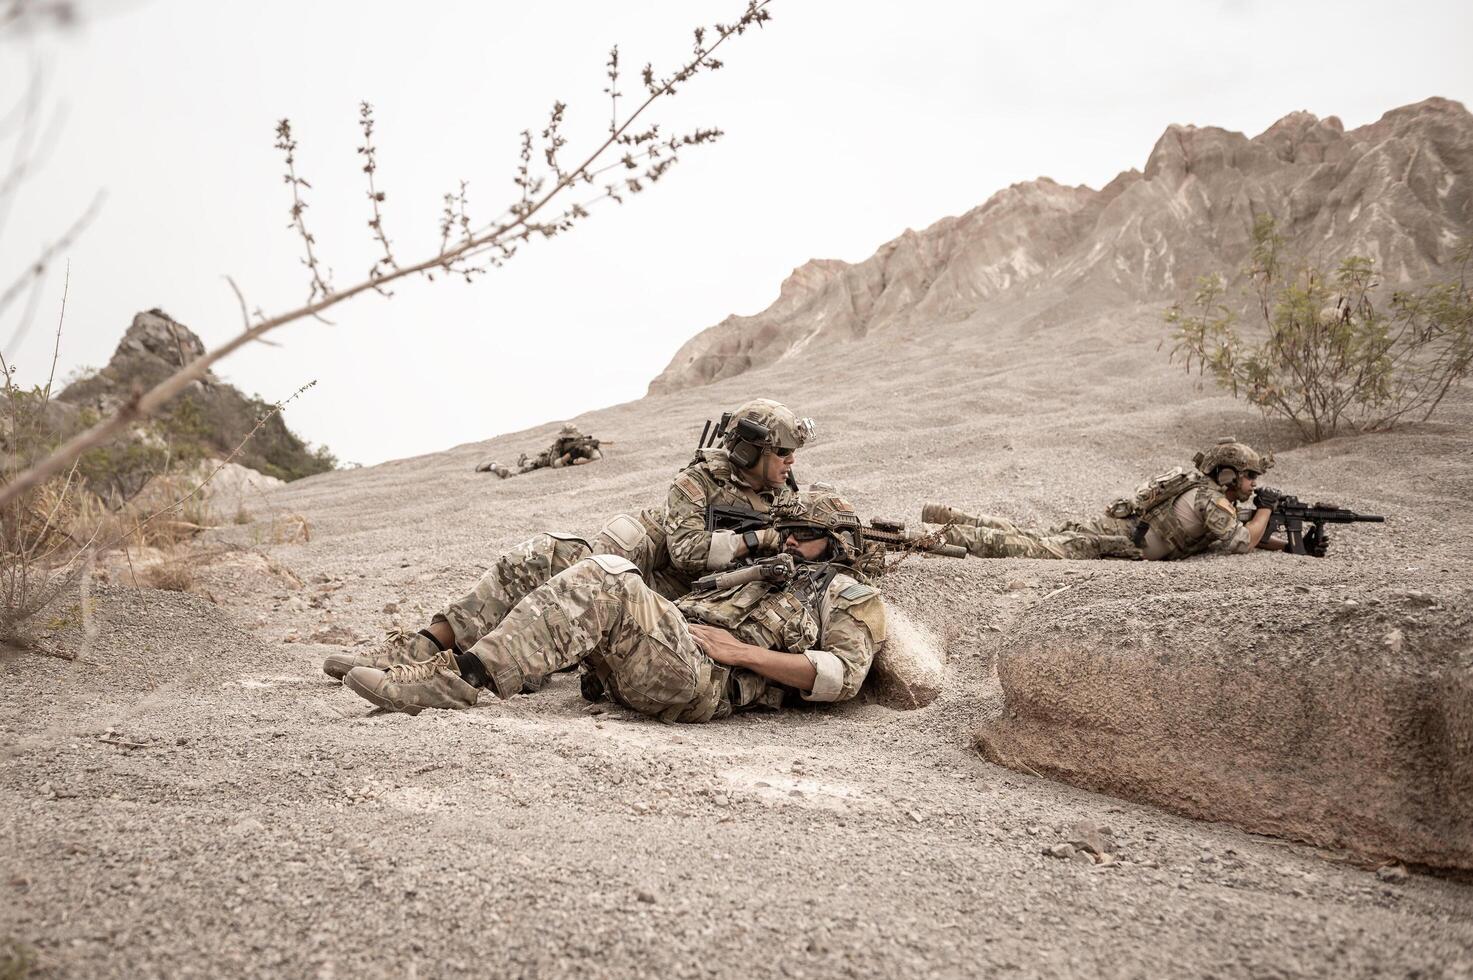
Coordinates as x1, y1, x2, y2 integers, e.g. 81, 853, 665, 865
1105, 466, 1209, 520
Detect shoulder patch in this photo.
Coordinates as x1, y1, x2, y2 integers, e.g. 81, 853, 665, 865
1213, 497, 1236, 515
673, 472, 706, 504
838, 582, 878, 602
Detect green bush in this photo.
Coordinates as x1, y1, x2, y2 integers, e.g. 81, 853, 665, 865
1166, 216, 1473, 442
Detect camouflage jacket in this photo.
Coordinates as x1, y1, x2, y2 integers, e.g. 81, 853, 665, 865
662, 448, 799, 577
551, 434, 601, 460
677, 560, 886, 707
1140, 478, 1253, 560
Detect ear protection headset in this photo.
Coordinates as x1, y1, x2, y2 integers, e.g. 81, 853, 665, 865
725, 417, 771, 470
1213, 466, 1238, 488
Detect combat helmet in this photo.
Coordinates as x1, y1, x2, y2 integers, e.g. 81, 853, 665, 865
559, 422, 581, 435
722, 398, 816, 469
1193, 438, 1273, 486
776, 486, 863, 565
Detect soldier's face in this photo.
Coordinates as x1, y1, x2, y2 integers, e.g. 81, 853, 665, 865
751, 445, 795, 490
1227, 472, 1258, 502
783, 531, 830, 561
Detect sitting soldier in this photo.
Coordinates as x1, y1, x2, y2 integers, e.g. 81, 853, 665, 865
339, 488, 887, 722
922, 439, 1324, 561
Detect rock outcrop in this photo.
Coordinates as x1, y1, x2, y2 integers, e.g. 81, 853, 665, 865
57, 309, 333, 485
650, 97, 1473, 393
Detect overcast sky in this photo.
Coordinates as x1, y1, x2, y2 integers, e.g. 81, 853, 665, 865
4, 0, 1471, 465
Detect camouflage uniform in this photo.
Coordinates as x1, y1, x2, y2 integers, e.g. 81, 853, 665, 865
925, 440, 1271, 562
464, 549, 883, 721
474, 459, 513, 478
343, 488, 887, 721
935, 511, 1143, 560
515, 422, 603, 475
447, 397, 812, 629
326, 400, 814, 684
432, 443, 802, 658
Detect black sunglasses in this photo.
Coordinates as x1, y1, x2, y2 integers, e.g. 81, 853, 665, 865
765, 446, 797, 458
780, 526, 829, 542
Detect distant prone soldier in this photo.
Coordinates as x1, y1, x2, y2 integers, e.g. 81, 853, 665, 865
520, 422, 604, 474
338, 488, 887, 722
922, 439, 1378, 561
473, 422, 604, 479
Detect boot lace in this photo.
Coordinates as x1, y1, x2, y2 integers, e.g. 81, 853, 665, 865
383, 652, 453, 683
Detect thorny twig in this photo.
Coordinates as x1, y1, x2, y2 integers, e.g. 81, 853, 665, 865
0, 0, 774, 509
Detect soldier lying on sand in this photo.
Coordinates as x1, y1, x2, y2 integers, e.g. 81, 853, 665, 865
922, 439, 1328, 561
474, 422, 604, 478
339, 489, 887, 722
327, 398, 818, 682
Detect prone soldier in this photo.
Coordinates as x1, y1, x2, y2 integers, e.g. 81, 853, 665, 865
923, 439, 1340, 561
518, 422, 604, 474
474, 422, 603, 478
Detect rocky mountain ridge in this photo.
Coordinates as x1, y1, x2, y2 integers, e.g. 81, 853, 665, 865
650, 97, 1473, 393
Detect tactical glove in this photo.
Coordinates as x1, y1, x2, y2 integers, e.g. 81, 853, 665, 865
1303, 526, 1330, 558
1254, 487, 1281, 510
749, 528, 784, 554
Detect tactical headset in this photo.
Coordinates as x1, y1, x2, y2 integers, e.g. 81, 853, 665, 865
725, 416, 772, 470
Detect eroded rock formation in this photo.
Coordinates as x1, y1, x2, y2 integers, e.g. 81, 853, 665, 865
650, 97, 1473, 393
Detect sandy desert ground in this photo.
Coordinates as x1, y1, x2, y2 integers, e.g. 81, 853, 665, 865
3, 291, 1472, 978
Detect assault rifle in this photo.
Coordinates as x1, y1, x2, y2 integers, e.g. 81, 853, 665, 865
705, 503, 966, 559
859, 517, 968, 559
1256, 487, 1385, 556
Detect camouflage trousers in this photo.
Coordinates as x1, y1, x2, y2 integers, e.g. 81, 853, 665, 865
940, 510, 1141, 560
467, 556, 731, 723
432, 523, 690, 690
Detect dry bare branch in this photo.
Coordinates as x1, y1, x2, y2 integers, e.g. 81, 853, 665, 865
0, 0, 774, 509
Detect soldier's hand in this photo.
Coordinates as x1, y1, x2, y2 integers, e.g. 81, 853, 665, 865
751, 528, 784, 554
1303, 526, 1330, 558
1254, 487, 1281, 510
688, 624, 749, 666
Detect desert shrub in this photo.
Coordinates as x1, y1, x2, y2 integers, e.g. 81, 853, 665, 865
1, 378, 89, 644
143, 559, 195, 593
1166, 216, 1473, 441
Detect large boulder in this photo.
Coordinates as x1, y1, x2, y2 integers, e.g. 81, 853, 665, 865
975, 569, 1473, 870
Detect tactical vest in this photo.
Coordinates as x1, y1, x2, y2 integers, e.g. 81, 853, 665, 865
676, 562, 839, 654
1106, 466, 1207, 520
676, 562, 841, 713
1136, 478, 1222, 559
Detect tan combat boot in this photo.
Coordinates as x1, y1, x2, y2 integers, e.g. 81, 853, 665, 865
322, 630, 440, 681
342, 650, 480, 715
921, 503, 970, 526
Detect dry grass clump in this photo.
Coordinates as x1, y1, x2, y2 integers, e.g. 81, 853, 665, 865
273, 513, 311, 544
0, 938, 35, 980
142, 559, 195, 593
